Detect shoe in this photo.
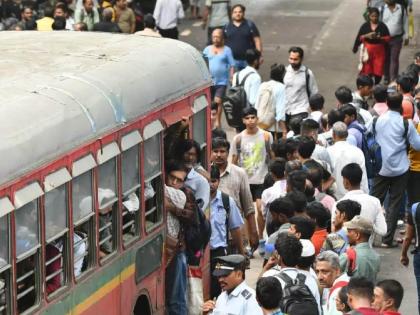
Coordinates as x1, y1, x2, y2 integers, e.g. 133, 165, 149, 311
380, 242, 398, 248
258, 239, 266, 256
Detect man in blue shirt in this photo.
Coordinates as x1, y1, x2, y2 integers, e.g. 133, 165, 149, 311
371, 92, 420, 247
209, 165, 244, 298
203, 28, 235, 128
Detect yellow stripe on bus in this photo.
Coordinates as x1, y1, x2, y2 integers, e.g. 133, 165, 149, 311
68, 264, 136, 315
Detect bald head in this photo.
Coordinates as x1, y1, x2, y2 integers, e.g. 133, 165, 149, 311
102, 8, 114, 21
332, 121, 348, 141
212, 28, 224, 47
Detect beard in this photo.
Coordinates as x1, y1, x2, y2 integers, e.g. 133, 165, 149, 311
291, 63, 301, 70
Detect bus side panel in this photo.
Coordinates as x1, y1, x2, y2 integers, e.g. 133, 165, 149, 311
79, 286, 120, 315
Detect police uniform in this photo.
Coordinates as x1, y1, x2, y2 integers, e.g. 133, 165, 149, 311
211, 255, 263, 315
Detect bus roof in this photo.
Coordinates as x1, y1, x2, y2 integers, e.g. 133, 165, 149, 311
0, 32, 211, 186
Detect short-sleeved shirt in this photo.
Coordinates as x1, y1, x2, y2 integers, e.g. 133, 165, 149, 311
115, 7, 135, 33
213, 281, 263, 315
231, 129, 273, 185
210, 190, 244, 249
205, 0, 230, 27
203, 45, 235, 86
224, 19, 260, 60
185, 168, 210, 211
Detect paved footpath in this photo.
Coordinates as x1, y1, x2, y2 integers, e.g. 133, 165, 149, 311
178, 0, 420, 312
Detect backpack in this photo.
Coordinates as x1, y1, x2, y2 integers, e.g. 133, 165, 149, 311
221, 192, 231, 249
256, 81, 276, 129
235, 131, 272, 164
304, 67, 311, 97
223, 71, 255, 129
352, 98, 369, 111
277, 272, 319, 315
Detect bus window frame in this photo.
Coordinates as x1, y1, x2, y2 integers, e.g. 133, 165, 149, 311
0, 213, 11, 315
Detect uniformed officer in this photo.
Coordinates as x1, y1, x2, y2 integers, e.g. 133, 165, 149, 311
202, 255, 263, 315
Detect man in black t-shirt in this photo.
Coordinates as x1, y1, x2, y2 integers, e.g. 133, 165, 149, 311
224, 4, 262, 71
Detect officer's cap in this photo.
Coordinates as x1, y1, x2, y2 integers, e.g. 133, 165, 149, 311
213, 254, 246, 277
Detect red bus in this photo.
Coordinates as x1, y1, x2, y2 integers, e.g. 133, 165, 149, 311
0, 32, 212, 314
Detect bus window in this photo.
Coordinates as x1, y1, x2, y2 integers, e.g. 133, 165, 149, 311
192, 109, 208, 168
44, 185, 68, 296
121, 145, 140, 244
98, 158, 118, 260
0, 215, 10, 315
72, 171, 94, 278
144, 134, 163, 232
15, 200, 40, 314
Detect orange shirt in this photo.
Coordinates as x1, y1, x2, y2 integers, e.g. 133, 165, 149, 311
402, 93, 414, 119
311, 229, 328, 255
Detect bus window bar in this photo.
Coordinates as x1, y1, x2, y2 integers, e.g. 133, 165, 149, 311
0, 304, 6, 312
74, 236, 88, 247
122, 220, 135, 231
98, 221, 112, 233
99, 235, 112, 246
145, 172, 162, 183
46, 229, 69, 245
16, 285, 35, 301
122, 210, 130, 217
16, 270, 35, 284
16, 245, 40, 262
0, 264, 11, 274
46, 252, 62, 267
46, 268, 62, 282
122, 184, 141, 197
99, 197, 118, 211
74, 212, 95, 227
145, 206, 157, 217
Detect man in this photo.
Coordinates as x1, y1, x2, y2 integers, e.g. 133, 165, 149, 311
203, 28, 235, 128
381, 0, 408, 84
340, 104, 366, 150
318, 108, 345, 148
284, 46, 318, 124
307, 202, 330, 255
288, 215, 316, 241
400, 201, 420, 313
352, 75, 374, 110
92, 8, 122, 33
114, 0, 135, 34
232, 48, 262, 107
371, 84, 389, 117
322, 199, 361, 255
315, 250, 349, 315
332, 163, 386, 237
202, 255, 263, 315
261, 233, 321, 314
231, 107, 273, 255
373, 279, 404, 315
36, 6, 55, 31
371, 92, 420, 247
305, 160, 335, 212
255, 63, 287, 139
396, 74, 415, 119
335, 85, 373, 127
346, 277, 380, 315
74, 0, 100, 31
327, 122, 369, 199
54, 3, 74, 31
21, 6, 35, 30
153, 0, 184, 39
203, 0, 231, 45
261, 158, 287, 220
340, 216, 380, 283
209, 165, 244, 298
211, 137, 259, 254
255, 277, 285, 315
224, 4, 262, 70
135, 13, 161, 37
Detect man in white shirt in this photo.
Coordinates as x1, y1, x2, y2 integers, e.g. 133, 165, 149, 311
327, 122, 369, 199
232, 48, 262, 107
331, 163, 387, 237
261, 158, 287, 218
153, 0, 184, 39
284, 46, 318, 126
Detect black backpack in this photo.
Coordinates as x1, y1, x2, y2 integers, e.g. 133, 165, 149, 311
277, 272, 319, 315
223, 71, 255, 129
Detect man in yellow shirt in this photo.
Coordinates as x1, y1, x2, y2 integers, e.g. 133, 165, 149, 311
408, 88, 420, 206
36, 6, 54, 31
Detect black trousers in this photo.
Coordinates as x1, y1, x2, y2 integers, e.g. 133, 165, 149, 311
408, 170, 420, 206
210, 247, 227, 299
158, 27, 179, 39
285, 112, 308, 130
371, 171, 408, 245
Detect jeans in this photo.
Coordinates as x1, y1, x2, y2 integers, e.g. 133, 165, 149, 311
165, 251, 187, 315
384, 36, 403, 82
414, 252, 420, 314
370, 171, 408, 245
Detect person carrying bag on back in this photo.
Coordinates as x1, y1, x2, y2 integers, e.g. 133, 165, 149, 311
255, 63, 287, 140
223, 48, 262, 132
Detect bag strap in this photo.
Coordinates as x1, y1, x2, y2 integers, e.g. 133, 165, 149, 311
403, 118, 409, 150
264, 131, 272, 162
372, 116, 379, 136
235, 134, 242, 157
305, 67, 311, 98
346, 247, 357, 276
296, 273, 307, 285
276, 272, 294, 285
328, 280, 348, 299
239, 71, 255, 86
221, 192, 231, 246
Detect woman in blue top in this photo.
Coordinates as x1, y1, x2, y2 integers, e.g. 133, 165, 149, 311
203, 28, 235, 128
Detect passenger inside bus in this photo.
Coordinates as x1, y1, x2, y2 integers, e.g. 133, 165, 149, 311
98, 188, 116, 258
122, 192, 139, 240
45, 243, 61, 295
16, 255, 36, 313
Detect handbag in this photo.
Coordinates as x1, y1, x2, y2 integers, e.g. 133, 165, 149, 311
187, 266, 204, 315
358, 44, 369, 71
165, 234, 179, 268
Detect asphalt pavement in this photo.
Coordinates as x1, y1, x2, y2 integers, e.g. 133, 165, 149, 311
178, 0, 419, 313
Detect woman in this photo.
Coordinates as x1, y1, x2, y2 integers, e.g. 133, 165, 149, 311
353, 7, 390, 84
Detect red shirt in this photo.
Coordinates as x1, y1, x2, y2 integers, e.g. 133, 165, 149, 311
382, 311, 401, 315
311, 229, 328, 255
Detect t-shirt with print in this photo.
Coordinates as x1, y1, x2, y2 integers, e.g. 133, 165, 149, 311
231, 128, 273, 185
205, 0, 230, 28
